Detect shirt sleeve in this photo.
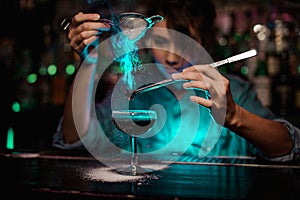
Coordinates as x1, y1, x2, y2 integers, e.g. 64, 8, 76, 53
52, 100, 126, 154
52, 116, 108, 151
228, 74, 300, 162
52, 117, 86, 150
257, 119, 300, 162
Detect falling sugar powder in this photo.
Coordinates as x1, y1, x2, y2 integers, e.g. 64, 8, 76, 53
81, 164, 169, 182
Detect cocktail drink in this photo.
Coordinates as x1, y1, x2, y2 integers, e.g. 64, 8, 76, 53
112, 109, 157, 175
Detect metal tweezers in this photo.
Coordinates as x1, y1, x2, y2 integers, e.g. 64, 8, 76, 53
132, 49, 257, 95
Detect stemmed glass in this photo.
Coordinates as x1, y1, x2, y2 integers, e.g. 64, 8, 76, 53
112, 109, 157, 176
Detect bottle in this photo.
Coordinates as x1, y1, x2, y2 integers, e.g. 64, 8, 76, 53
271, 50, 293, 117
290, 51, 300, 116
294, 73, 300, 113
253, 51, 272, 107
266, 47, 281, 78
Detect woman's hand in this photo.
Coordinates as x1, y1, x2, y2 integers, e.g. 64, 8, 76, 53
67, 12, 112, 58
171, 64, 238, 127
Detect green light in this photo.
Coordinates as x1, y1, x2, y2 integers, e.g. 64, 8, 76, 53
27, 73, 37, 83
47, 64, 57, 76
39, 66, 47, 76
12, 101, 21, 112
241, 66, 248, 75
233, 34, 243, 42
6, 127, 14, 150
111, 65, 123, 74
65, 64, 75, 75
297, 65, 300, 75
218, 66, 227, 74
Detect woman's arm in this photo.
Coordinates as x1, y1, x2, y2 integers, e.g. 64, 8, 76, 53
61, 12, 112, 144
172, 64, 294, 158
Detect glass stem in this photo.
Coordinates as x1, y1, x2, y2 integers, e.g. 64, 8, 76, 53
131, 135, 138, 172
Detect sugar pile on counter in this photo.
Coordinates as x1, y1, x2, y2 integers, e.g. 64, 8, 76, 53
82, 164, 168, 182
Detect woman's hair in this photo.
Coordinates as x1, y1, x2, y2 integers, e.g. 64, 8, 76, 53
95, 0, 218, 102
143, 0, 217, 56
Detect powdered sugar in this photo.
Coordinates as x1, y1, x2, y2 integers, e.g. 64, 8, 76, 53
82, 164, 168, 182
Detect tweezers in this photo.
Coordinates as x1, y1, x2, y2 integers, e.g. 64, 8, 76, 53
132, 49, 257, 95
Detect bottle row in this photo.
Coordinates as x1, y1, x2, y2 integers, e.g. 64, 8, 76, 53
213, 1, 300, 118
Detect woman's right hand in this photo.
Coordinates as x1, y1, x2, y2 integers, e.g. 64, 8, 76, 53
67, 12, 112, 58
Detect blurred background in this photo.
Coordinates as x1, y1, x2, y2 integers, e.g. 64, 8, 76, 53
1, 0, 300, 152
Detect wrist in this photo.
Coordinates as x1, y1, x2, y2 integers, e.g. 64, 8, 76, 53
225, 104, 243, 130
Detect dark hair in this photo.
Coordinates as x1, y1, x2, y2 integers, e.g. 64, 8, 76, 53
95, 0, 217, 102
144, 0, 217, 56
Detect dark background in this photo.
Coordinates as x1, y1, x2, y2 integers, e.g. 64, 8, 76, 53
1, 0, 300, 152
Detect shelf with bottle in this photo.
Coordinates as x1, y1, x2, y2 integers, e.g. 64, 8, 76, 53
252, 50, 272, 108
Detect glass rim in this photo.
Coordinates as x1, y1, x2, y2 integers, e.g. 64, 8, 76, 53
112, 109, 157, 115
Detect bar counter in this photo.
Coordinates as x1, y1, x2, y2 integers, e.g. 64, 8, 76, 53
2, 150, 300, 200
